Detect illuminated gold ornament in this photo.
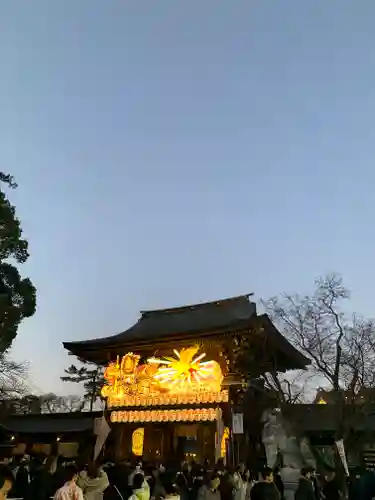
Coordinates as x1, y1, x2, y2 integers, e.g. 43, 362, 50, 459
132, 428, 144, 456
317, 397, 327, 405
101, 346, 224, 406
101, 352, 163, 402
221, 427, 229, 457
148, 346, 223, 392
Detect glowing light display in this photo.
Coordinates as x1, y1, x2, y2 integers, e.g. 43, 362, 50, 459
107, 390, 228, 408
101, 352, 161, 401
132, 428, 144, 456
221, 427, 229, 458
110, 408, 220, 423
101, 347, 225, 408
148, 346, 223, 393
317, 397, 327, 405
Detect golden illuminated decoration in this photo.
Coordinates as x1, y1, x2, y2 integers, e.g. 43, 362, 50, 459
107, 391, 228, 407
101, 352, 163, 405
221, 427, 229, 457
111, 408, 220, 423
132, 428, 144, 456
101, 347, 226, 408
148, 346, 223, 392
317, 397, 327, 405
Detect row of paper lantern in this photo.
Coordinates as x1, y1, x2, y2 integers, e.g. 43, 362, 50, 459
110, 407, 220, 423
108, 390, 229, 408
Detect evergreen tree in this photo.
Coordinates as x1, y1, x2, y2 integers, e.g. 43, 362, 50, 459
61, 363, 104, 411
0, 173, 36, 352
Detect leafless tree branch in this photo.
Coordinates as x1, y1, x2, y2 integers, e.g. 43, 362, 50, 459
263, 273, 375, 403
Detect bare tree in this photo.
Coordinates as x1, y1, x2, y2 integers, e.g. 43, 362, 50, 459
262, 273, 375, 486
0, 354, 28, 401
61, 395, 86, 412
340, 316, 375, 395
6, 393, 85, 414
39, 393, 85, 413
262, 370, 314, 404
264, 274, 375, 399
9, 394, 42, 414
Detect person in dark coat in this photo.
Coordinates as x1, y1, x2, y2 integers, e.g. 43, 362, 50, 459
149, 467, 166, 500
250, 467, 280, 500
349, 469, 375, 500
14, 456, 31, 499
309, 469, 321, 500
273, 468, 284, 500
218, 470, 235, 500
26, 459, 54, 500
176, 471, 190, 500
322, 468, 342, 500
108, 460, 132, 500
295, 468, 315, 500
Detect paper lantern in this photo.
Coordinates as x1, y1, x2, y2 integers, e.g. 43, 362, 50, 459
132, 428, 144, 456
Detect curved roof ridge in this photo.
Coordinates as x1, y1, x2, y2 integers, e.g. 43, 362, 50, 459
140, 293, 254, 316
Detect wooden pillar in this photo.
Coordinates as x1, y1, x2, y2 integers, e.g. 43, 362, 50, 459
197, 425, 204, 463
162, 424, 174, 462
113, 424, 133, 461
208, 423, 216, 465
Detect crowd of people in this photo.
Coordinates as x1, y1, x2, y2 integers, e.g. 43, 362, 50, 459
0, 454, 370, 500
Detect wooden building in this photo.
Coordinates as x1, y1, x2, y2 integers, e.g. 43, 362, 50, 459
0, 411, 100, 459
64, 294, 308, 464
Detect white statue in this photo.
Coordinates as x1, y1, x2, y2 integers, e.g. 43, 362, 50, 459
261, 408, 315, 488
261, 408, 282, 468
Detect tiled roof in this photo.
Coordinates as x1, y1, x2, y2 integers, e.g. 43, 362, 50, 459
62, 294, 309, 371
2, 413, 99, 434
64, 294, 256, 349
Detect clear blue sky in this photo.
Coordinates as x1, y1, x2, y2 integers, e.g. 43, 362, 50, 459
1, 0, 375, 394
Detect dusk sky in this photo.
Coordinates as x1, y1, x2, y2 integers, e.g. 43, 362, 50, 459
1, 1, 375, 394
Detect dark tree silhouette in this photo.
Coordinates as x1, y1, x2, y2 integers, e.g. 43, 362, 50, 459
0, 173, 36, 352
264, 273, 375, 485
61, 363, 104, 410
264, 273, 375, 397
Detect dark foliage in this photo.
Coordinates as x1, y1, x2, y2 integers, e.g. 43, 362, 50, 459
0, 173, 36, 352
61, 363, 104, 410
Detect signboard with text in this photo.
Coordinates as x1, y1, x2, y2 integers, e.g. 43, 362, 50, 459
232, 413, 244, 434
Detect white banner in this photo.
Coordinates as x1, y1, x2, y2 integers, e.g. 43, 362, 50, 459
335, 439, 349, 476
232, 413, 244, 435
93, 416, 111, 461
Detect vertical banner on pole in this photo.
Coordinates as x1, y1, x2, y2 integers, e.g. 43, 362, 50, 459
94, 416, 111, 461
335, 439, 349, 476
232, 413, 244, 467
232, 413, 244, 435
